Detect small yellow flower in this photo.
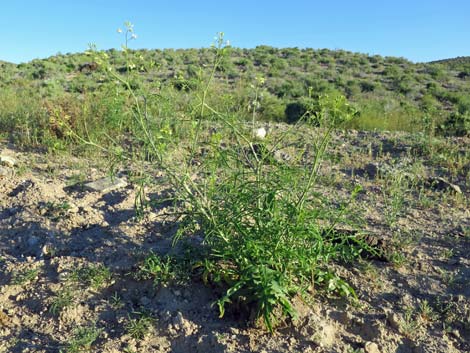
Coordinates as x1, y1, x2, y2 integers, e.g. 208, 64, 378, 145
117, 28, 123, 33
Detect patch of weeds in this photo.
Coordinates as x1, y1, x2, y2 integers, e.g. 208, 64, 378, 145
463, 226, 470, 239
16, 164, 30, 176
382, 171, 410, 227
44, 163, 60, 177
60, 325, 102, 353
418, 299, 438, 324
11, 268, 41, 285
358, 260, 382, 289
387, 230, 420, 267
40, 200, 71, 221
69, 264, 113, 290
439, 188, 468, 209
173, 93, 367, 331
437, 268, 457, 288
400, 306, 422, 338
433, 295, 470, 332
125, 312, 154, 340
417, 187, 434, 209
440, 248, 454, 261
135, 252, 179, 286
388, 252, 408, 269
66, 173, 87, 189
108, 291, 124, 310
50, 287, 74, 315
450, 268, 470, 291
391, 229, 420, 248
83, 29, 375, 332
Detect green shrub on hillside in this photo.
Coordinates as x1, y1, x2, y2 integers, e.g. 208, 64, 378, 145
1, 42, 470, 140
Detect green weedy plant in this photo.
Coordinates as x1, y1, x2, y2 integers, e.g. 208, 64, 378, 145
400, 306, 422, 339
167, 36, 369, 330
136, 252, 178, 286
11, 268, 41, 286
50, 287, 74, 315
61, 325, 102, 353
381, 170, 410, 227
125, 312, 154, 340
68, 264, 113, 290
82, 26, 375, 332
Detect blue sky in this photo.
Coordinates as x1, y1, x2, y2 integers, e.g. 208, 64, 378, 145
2, 0, 469, 63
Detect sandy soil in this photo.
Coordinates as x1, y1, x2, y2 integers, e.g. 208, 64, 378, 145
0, 130, 469, 353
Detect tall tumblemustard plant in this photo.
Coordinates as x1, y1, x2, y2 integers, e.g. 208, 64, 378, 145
168, 38, 366, 331
85, 22, 170, 165
79, 25, 370, 332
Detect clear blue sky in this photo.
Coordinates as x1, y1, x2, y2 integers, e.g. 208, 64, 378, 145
2, 0, 469, 64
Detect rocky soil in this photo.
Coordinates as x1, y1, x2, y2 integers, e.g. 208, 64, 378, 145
0, 130, 469, 353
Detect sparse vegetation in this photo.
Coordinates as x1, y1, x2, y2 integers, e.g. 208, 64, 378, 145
125, 312, 154, 340
11, 267, 41, 286
0, 23, 468, 353
61, 325, 102, 353
50, 286, 75, 315
136, 252, 180, 286
68, 264, 113, 290
1, 36, 470, 152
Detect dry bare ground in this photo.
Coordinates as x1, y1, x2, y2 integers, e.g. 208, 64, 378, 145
1, 129, 469, 353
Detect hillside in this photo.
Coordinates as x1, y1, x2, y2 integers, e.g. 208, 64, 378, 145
0, 60, 15, 70
429, 56, 470, 69
0, 45, 469, 353
1, 47, 470, 144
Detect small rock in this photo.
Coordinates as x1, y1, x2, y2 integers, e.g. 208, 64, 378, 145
450, 329, 461, 339
67, 203, 79, 214
159, 310, 172, 322
387, 312, 401, 331
331, 310, 353, 325
402, 293, 413, 306
140, 296, 151, 306
85, 176, 127, 193
27, 235, 40, 248
364, 341, 380, 353
253, 127, 267, 139
171, 311, 197, 335
172, 312, 185, 328
0, 311, 11, 328
273, 150, 292, 163
0, 166, 11, 177
41, 244, 52, 257
0, 155, 17, 167
229, 327, 240, 335
82, 206, 93, 213
426, 177, 462, 194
